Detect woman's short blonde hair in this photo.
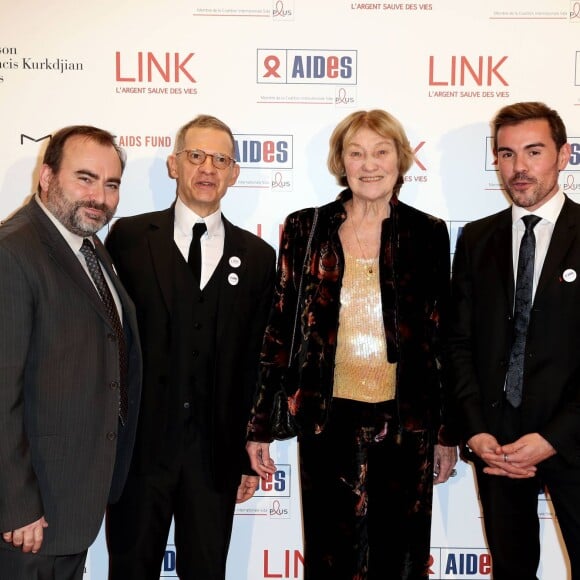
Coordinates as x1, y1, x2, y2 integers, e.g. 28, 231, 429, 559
327, 109, 415, 190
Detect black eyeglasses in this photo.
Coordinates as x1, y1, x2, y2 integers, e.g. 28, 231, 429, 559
176, 149, 236, 170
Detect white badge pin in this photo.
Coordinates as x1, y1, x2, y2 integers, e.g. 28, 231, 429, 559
229, 256, 241, 268
563, 268, 577, 283
228, 273, 239, 286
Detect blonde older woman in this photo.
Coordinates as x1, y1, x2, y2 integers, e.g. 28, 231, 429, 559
247, 109, 458, 580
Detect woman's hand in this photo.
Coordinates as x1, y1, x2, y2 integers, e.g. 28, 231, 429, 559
246, 441, 277, 479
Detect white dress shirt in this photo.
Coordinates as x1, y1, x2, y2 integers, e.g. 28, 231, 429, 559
511, 188, 565, 301
35, 195, 123, 318
173, 196, 224, 290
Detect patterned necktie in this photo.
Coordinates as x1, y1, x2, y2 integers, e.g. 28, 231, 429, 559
505, 215, 541, 408
188, 221, 207, 281
80, 239, 128, 425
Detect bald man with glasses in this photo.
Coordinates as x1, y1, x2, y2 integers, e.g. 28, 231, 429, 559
105, 114, 276, 580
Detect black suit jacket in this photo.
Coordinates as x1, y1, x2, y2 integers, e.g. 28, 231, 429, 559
106, 206, 275, 489
449, 196, 580, 466
0, 199, 142, 555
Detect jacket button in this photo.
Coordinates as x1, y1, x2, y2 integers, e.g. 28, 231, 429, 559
491, 400, 499, 408
184, 402, 190, 409
107, 432, 117, 441
110, 381, 119, 390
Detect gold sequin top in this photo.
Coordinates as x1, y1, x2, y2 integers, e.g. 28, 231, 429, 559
333, 252, 397, 403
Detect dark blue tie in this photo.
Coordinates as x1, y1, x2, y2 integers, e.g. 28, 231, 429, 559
80, 239, 129, 425
505, 215, 541, 408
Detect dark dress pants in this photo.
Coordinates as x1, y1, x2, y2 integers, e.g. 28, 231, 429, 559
299, 398, 434, 580
0, 549, 87, 580
106, 420, 238, 580
475, 402, 580, 580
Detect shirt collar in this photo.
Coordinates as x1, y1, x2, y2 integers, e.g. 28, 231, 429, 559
511, 188, 565, 227
174, 196, 223, 238
35, 194, 87, 252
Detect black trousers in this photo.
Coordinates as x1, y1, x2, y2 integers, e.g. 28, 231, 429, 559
474, 402, 580, 580
106, 421, 238, 580
0, 549, 87, 580
299, 398, 435, 580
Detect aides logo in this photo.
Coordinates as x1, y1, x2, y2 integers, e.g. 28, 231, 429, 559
161, 545, 178, 578
254, 464, 291, 497
234, 134, 293, 169
568, 138, 580, 171
430, 548, 491, 578
257, 49, 357, 85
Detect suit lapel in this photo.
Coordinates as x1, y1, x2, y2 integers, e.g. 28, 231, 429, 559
26, 200, 111, 324
145, 208, 177, 314
536, 197, 578, 297
216, 217, 247, 344
491, 210, 514, 308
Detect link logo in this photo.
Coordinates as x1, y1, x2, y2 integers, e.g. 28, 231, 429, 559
257, 49, 357, 84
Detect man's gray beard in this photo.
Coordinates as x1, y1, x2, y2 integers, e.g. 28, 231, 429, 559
45, 183, 114, 236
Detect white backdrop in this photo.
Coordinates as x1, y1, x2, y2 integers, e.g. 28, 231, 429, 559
2, 1, 580, 577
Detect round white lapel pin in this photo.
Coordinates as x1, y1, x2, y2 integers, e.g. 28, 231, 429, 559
229, 256, 241, 268
563, 268, 577, 283
228, 273, 239, 286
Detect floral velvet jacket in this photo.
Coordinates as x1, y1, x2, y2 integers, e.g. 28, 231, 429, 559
247, 189, 458, 446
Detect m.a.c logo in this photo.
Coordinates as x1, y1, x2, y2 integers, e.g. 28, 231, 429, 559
257, 49, 357, 85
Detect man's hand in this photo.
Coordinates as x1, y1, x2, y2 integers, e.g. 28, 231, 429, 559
236, 475, 260, 504
2, 516, 48, 553
433, 444, 458, 484
468, 432, 537, 479
491, 433, 556, 474
246, 441, 277, 479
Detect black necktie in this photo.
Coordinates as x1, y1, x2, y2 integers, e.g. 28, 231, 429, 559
80, 239, 128, 425
188, 222, 207, 281
505, 215, 541, 408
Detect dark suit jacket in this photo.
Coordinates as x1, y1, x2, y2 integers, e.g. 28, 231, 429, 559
0, 198, 142, 555
105, 206, 275, 489
449, 196, 580, 466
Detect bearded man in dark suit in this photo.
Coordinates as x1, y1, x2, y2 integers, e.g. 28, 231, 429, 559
0, 125, 142, 580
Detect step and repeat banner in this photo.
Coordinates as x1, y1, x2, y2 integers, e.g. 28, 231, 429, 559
2, 1, 579, 578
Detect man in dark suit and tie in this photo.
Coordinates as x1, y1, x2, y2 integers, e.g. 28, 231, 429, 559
0, 126, 142, 580
449, 101, 580, 579
105, 114, 276, 580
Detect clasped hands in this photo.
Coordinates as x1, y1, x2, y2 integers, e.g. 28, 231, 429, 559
467, 432, 556, 478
